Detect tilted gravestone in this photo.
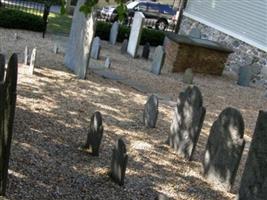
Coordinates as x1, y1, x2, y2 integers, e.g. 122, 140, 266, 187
91, 37, 101, 60
239, 110, 267, 200
167, 86, 206, 160
151, 46, 165, 75
64, 0, 96, 79
83, 111, 103, 156
238, 66, 252, 87
127, 12, 145, 58
121, 39, 128, 54
203, 107, 245, 191
24, 46, 28, 65
0, 54, 5, 81
29, 48, 36, 75
189, 28, 201, 38
110, 138, 128, 186
0, 54, 18, 195
142, 42, 150, 59
109, 21, 119, 45
143, 94, 158, 128
183, 68, 194, 84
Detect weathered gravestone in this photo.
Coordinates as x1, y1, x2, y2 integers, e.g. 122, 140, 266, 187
203, 107, 245, 191
64, 0, 96, 79
239, 110, 267, 200
0, 54, 18, 195
91, 37, 101, 59
29, 48, 36, 75
53, 43, 59, 54
143, 94, 158, 128
110, 138, 128, 186
104, 57, 111, 68
167, 86, 206, 160
127, 12, 145, 58
121, 39, 128, 54
24, 46, 28, 65
0, 54, 5, 81
237, 66, 251, 87
83, 111, 103, 156
183, 68, 194, 84
189, 28, 201, 38
151, 46, 165, 75
142, 42, 150, 59
109, 21, 119, 45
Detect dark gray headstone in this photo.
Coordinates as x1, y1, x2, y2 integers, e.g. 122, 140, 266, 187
183, 68, 194, 84
109, 22, 119, 45
143, 94, 158, 128
239, 110, 267, 200
91, 37, 101, 59
238, 66, 251, 87
151, 46, 165, 75
104, 57, 111, 68
24, 46, 28, 65
110, 138, 128, 186
83, 111, 103, 156
203, 107, 245, 191
0, 54, 5, 81
189, 28, 201, 38
167, 86, 206, 160
121, 39, 128, 54
142, 42, 150, 59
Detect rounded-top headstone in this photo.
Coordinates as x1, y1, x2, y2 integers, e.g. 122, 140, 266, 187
183, 68, 194, 84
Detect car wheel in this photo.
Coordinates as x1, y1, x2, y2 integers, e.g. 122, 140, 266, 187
156, 19, 168, 31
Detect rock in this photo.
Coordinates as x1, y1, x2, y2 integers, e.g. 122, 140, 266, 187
104, 57, 111, 68
83, 111, 104, 156
203, 107, 245, 191
239, 110, 267, 199
183, 68, 194, 84
142, 42, 150, 59
127, 12, 145, 58
109, 22, 119, 45
91, 37, 101, 60
237, 65, 251, 87
189, 28, 201, 38
121, 39, 128, 54
110, 138, 128, 186
167, 86, 206, 160
143, 94, 158, 128
151, 46, 165, 75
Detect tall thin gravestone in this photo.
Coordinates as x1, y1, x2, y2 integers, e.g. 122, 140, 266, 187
29, 48, 36, 75
121, 39, 128, 54
64, 0, 96, 79
110, 138, 128, 186
127, 12, 145, 58
167, 86, 206, 160
203, 107, 245, 191
24, 46, 28, 65
143, 94, 158, 128
91, 37, 101, 60
83, 111, 103, 156
109, 22, 119, 45
239, 110, 267, 200
151, 46, 165, 75
142, 42, 150, 59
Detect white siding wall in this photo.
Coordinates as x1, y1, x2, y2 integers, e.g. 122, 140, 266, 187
183, 0, 267, 52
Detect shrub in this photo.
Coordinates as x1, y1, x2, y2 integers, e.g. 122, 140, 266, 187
96, 21, 165, 46
0, 9, 45, 32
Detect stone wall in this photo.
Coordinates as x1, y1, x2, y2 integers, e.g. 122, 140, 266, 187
179, 16, 267, 86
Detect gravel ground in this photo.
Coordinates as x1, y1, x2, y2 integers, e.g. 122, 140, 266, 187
1, 28, 266, 200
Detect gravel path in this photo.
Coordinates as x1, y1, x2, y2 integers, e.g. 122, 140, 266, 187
0, 28, 266, 199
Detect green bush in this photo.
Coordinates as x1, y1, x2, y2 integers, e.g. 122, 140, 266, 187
96, 21, 165, 46
0, 9, 45, 32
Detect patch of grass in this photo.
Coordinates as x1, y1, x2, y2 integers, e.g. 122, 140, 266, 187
47, 13, 72, 35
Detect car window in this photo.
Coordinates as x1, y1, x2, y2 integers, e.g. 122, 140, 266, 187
134, 3, 147, 11
147, 3, 159, 13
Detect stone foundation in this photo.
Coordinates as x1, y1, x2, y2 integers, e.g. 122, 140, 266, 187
179, 16, 267, 86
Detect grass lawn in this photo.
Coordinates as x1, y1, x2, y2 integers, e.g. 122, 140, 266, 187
47, 13, 72, 35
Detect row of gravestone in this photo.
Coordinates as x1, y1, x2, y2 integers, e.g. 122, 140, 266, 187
0, 53, 19, 196
143, 86, 267, 199
81, 85, 266, 199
